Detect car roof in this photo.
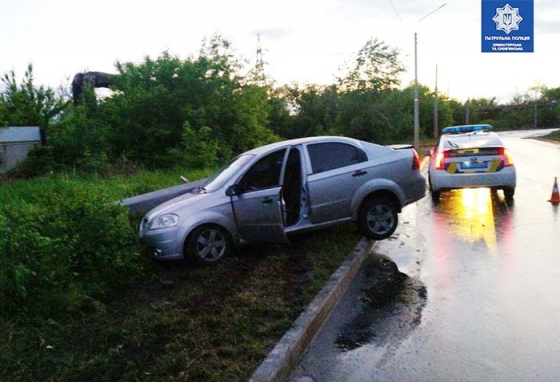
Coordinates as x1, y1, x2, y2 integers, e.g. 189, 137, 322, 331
243, 136, 366, 156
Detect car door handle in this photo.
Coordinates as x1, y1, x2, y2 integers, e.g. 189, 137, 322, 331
262, 197, 274, 205
352, 170, 368, 177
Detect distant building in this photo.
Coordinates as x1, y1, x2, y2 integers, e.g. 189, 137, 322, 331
0, 126, 41, 173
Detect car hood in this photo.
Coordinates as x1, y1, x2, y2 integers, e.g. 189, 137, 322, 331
144, 190, 209, 220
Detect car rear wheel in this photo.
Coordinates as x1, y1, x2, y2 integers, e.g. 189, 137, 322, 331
430, 189, 441, 200
428, 175, 440, 200
357, 197, 398, 240
187, 225, 231, 265
503, 187, 515, 200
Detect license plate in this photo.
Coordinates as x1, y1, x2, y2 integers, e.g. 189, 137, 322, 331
460, 161, 487, 170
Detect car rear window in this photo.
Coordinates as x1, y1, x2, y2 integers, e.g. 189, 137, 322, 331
446, 147, 504, 157
307, 142, 368, 173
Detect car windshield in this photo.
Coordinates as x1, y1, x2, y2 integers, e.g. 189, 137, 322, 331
202, 154, 255, 192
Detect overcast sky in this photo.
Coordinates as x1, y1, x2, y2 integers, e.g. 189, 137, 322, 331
1, 0, 559, 103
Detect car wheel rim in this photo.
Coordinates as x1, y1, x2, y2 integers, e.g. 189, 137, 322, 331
367, 205, 394, 235
196, 229, 226, 261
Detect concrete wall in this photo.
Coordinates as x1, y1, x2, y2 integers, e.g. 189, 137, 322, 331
0, 141, 40, 173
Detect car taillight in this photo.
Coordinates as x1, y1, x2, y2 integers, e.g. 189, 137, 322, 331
412, 149, 420, 170
502, 148, 514, 166
435, 151, 446, 170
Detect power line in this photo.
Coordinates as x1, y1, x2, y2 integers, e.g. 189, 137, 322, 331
388, 0, 403, 23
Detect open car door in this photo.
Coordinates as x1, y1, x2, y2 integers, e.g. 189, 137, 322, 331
228, 148, 289, 244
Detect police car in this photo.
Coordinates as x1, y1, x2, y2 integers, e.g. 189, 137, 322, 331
427, 124, 516, 200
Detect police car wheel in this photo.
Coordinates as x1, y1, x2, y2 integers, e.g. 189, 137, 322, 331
431, 190, 441, 201
503, 187, 515, 200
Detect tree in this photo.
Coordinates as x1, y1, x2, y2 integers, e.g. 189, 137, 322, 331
48, 105, 112, 172
541, 86, 560, 128
333, 38, 407, 143
377, 87, 415, 143
543, 86, 560, 103
289, 85, 339, 138
0, 64, 68, 144
447, 99, 466, 127
264, 86, 294, 139
94, 34, 278, 168
337, 38, 405, 93
336, 90, 385, 142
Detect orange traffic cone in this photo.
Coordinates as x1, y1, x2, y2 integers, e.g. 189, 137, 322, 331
548, 177, 560, 204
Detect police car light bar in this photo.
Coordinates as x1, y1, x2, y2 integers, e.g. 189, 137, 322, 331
441, 124, 493, 134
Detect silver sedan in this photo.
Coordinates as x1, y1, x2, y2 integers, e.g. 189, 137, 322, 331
139, 136, 426, 264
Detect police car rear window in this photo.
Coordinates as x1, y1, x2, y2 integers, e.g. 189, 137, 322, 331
445, 147, 503, 157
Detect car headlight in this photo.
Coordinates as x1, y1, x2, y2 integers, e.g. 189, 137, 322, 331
148, 214, 179, 230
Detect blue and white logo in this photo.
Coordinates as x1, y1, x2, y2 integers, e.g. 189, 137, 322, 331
492, 3, 523, 34
482, 0, 534, 53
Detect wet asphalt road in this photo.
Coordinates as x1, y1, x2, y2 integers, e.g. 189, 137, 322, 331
290, 129, 560, 381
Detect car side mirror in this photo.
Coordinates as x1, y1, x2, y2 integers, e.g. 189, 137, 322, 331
226, 185, 239, 197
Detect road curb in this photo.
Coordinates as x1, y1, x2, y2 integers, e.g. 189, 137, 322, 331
249, 238, 376, 382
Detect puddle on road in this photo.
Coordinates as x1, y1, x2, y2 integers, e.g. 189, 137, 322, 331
334, 255, 427, 352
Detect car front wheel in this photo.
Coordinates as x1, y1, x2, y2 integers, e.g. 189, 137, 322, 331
187, 225, 231, 265
357, 197, 399, 240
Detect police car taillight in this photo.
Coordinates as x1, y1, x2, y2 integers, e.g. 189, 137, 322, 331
501, 148, 514, 166
435, 151, 446, 169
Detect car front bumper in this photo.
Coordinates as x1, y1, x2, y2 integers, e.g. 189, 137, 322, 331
139, 225, 184, 260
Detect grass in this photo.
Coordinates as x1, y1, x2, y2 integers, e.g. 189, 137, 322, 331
0, 169, 363, 381
541, 129, 560, 141
0, 167, 213, 201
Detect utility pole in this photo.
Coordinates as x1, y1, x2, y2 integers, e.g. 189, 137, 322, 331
533, 89, 538, 129
433, 64, 438, 140
414, 32, 419, 150
534, 101, 538, 129
413, 3, 446, 151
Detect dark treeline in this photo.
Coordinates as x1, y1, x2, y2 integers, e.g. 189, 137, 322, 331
2, 34, 559, 178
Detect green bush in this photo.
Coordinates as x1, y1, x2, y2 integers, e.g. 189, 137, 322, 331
183, 123, 220, 169
6, 146, 56, 179
0, 183, 141, 317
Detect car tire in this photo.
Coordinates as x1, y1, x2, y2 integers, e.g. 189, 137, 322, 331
428, 175, 440, 200
186, 225, 231, 265
503, 187, 515, 200
430, 189, 441, 200
357, 197, 398, 240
